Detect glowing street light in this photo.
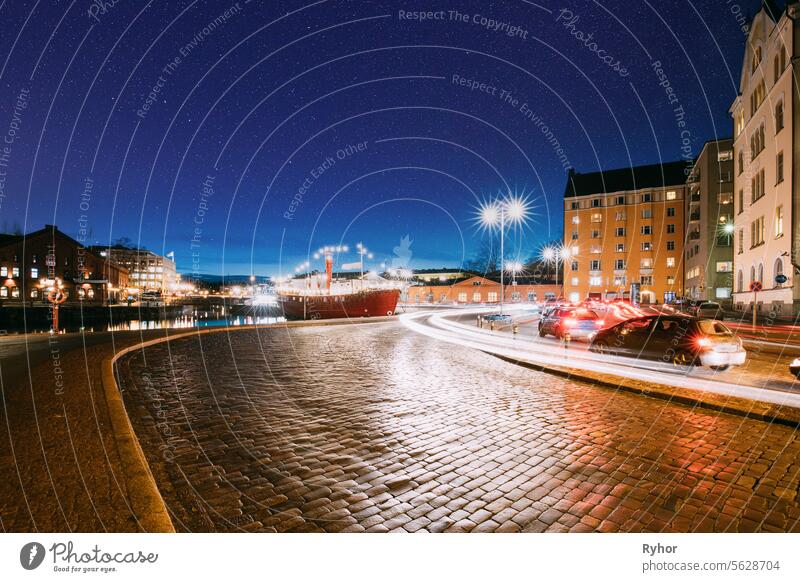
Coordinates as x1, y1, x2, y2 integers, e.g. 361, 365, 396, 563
541, 244, 572, 289
475, 194, 531, 314
505, 260, 524, 285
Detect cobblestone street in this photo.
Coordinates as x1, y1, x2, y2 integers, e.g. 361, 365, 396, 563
118, 322, 800, 533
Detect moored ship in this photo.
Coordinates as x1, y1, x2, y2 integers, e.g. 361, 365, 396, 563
276, 245, 402, 320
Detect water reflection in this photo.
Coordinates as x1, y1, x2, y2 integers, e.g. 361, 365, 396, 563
105, 315, 285, 332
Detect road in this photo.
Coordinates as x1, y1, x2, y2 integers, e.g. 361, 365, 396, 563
117, 320, 800, 532
400, 307, 800, 408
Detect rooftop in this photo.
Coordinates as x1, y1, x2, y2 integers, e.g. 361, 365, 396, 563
564, 161, 690, 198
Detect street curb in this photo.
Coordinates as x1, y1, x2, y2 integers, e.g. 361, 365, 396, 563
492, 353, 800, 428
101, 316, 397, 532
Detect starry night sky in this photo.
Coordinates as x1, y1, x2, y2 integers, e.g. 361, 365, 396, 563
0, 0, 761, 276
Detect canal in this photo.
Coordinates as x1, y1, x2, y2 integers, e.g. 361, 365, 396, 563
118, 320, 800, 532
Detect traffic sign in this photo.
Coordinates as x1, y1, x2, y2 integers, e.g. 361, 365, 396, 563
750, 281, 763, 292
775, 274, 788, 285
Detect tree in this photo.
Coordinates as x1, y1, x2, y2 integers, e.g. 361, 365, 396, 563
463, 236, 499, 274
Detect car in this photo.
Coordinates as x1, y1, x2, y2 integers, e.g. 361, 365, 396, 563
539, 307, 603, 340
589, 315, 745, 370
693, 302, 725, 320
483, 313, 512, 322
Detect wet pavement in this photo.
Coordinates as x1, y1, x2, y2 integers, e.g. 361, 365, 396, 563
118, 321, 800, 532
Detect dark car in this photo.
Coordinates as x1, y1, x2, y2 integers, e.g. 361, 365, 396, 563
588, 315, 746, 370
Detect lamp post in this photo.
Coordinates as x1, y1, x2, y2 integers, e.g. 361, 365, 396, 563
355, 243, 373, 288
541, 245, 572, 298
477, 196, 530, 315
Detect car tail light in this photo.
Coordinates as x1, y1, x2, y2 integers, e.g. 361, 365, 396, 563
564, 318, 577, 327
696, 337, 712, 350
595, 319, 605, 327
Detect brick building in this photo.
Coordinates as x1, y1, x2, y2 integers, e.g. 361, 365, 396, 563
407, 274, 561, 305
0, 225, 128, 305
563, 161, 689, 304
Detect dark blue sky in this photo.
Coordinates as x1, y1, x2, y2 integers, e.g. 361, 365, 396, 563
0, 0, 761, 276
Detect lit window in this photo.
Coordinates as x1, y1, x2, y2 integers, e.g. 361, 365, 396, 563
30, 267, 38, 279
641, 258, 653, 268
472, 292, 481, 302
0, 267, 6, 277
589, 276, 602, 286
665, 191, 677, 201
11, 287, 18, 298
571, 277, 579, 286
458, 292, 467, 302
12, 267, 19, 277
716, 261, 733, 273
776, 205, 784, 237
666, 257, 675, 268
572, 216, 580, 224
590, 260, 601, 271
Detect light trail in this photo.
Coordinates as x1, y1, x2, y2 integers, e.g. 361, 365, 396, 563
399, 308, 800, 409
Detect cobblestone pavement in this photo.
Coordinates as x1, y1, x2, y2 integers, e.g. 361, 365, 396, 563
118, 321, 800, 533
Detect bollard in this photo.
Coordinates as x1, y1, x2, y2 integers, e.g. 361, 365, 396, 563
564, 332, 571, 356
477, 315, 482, 328
490, 321, 495, 331
513, 323, 519, 337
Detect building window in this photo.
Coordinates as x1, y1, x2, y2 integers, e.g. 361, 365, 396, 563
752, 45, 762, 72
571, 231, 579, 240
667, 276, 675, 285
0, 267, 6, 277
615, 227, 625, 237
487, 292, 497, 302
751, 169, 765, 202
30, 267, 38, 278
0, 286, 7, 297
615, 195, 625, 205
641, 209, 652, 219
614, 276, 626, 287
591, 199, 601, 208
641, 242, 653, 251
589, 276, 602, 286
738, 150, 744, 175
641, 258, 653, 268
666, 257, 675, 268
30, 289, 38, 298
718, 149, 733, 161
738, 228, 744, 254
472, 292, 481, 302
458, 292, 467, 302
590, 260, 600, 271
641, 225, 652, 235
775, 100, 784, 132
687, 266, 701, 279
665, 191, 677, 201
12, 267, 19, 277
642, 193, 652, 203
751, 216, 765, 247
758, 263, 764, 283
719, 192, 733, 205
738, 189, 743, 213
667, 207, 675, 217
737, 270, 743, 292
667, 241, 675, 250
615, 243, 625, 252
570, 277, 579, 286
716, 261, 733, 273
591, 213, 602, 223
571, 216, 580, 224
666, 224, 675, 234
571, 260, 578, 271
777, 151, 784, 183
614, 259, 625, 269
571, 202, 579, 210
774, 258, 784, 285
10, 287, 18, 298
615, 212, 625, 221
750, 79, 765, 115
776, 205, 784, 237
640, 276, 653, 286
774, 44, 786, 82
591, 230, 600, 239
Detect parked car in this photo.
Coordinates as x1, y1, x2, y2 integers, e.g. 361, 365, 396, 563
589, 315, 745, 370
483, 313, 512, 323
539, 307, 602, 341
692, 302, 725, 320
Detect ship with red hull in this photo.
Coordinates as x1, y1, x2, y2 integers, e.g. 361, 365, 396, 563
277, 288, 400, 320
276, 244, 403, 320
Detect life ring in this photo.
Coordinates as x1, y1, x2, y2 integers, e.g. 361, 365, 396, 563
47, 289, 66, 304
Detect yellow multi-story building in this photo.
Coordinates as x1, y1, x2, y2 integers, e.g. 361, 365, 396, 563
563, 162, 689, 304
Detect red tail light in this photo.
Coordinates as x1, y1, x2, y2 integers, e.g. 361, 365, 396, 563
696, 337, 712, 350
595, 319, 605, 327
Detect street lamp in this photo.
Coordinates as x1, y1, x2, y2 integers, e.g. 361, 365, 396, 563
476, 195, 531, 314
541, 245, 572, 290
505, 260, 523, 285
355, 243, 374, 285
